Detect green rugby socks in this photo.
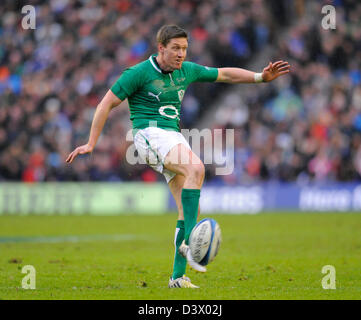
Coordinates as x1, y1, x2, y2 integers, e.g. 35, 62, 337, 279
182, 188, 200, 245
171, 189, 201, 279
172, 220, 186, 280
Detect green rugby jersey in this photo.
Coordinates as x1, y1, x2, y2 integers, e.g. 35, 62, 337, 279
110, 54, 218, 132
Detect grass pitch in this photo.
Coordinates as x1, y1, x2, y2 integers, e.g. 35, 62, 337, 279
0, 212, 360, 300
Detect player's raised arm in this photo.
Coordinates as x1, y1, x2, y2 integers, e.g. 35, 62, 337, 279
216, 60, 290, 84
66, 90, 123, 164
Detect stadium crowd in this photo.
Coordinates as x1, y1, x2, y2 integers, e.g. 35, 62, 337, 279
0, 0, 360, 184
207, 0, 361, 185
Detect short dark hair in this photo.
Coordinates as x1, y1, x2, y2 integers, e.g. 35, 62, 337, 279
156, 25, 188, 46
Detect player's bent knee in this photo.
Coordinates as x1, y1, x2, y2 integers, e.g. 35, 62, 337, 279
195, 163, 205, 180
187, 163, 205, 184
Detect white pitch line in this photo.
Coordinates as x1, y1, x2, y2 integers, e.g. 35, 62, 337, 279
0, 234, 151, 244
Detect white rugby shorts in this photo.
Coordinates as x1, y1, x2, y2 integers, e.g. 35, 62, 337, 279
133, 127, 191, 183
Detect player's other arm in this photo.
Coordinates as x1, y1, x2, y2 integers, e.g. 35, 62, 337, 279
216, 60, 290, 84
66, 90, 122, 163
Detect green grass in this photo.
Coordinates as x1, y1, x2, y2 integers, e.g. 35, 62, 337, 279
0, 213, 360, 300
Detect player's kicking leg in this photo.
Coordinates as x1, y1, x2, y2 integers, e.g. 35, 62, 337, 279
165, 143, 206, 279
168, 173, 202, 288
132, 128, 203, 287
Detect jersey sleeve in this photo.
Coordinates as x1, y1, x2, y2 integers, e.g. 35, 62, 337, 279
110, 66, 143, 100
185, 62, 218, 83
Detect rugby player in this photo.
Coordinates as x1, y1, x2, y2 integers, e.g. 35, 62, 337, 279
66, 25, 290, 288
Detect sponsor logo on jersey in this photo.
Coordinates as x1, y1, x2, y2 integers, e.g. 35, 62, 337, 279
159, 105, 179, 119
148, 91, 162, 102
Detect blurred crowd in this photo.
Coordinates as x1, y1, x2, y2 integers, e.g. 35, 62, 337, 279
0, 0, 360, 184
0, 0, 278, 182
207, 0, 361, 185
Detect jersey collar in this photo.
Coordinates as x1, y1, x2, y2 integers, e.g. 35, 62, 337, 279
149, 54, 173, 74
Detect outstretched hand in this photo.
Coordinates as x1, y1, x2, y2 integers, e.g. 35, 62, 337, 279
66, 143, 93, 164
262, 60, 290, 82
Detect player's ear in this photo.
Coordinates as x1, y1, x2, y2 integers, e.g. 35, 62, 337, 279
158, 42, 164, 54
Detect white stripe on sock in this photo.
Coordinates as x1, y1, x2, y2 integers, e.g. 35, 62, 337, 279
174, 227, 180, 247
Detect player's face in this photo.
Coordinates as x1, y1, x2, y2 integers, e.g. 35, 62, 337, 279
162, 37, 188, 70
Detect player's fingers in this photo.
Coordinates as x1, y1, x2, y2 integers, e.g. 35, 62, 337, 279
278, 65, 290, 72
70, 153, 78, 163
67, 150, 78, 163
272, 60, 285, 68
276, 62, 290, 69
66, 154, 73, 163
66, 151, 73, 163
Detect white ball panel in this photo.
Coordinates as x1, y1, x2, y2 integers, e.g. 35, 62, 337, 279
189, 220, 212, 263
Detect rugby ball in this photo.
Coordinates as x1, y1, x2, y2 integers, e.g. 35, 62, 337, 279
189, 218, 221, 266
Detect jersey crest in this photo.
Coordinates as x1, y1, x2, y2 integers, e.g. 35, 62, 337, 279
178, 90, 185, 102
